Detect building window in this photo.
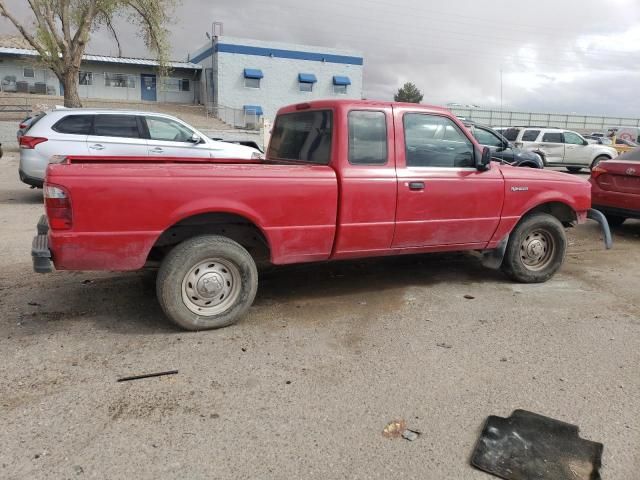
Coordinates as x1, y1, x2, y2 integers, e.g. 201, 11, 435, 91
23, 67, 34, 78
161, 77, 190, 92
78, 71, 93, 85
333, 76, 351, 95
244, 68, 263, 89
245, 77, 260, 89
104, 72, 136, 88
298, 73, 317, 93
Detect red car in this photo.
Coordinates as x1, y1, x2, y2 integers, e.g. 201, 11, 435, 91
32, 100, 611, 330
590, 147, 640, 226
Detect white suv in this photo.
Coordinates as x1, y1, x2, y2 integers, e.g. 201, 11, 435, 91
500, 127, 617, 172
18, 108, 263, 187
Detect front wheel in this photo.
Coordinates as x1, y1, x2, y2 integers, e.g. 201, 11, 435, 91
156, 235, 258, 331
501, 213, 567, 283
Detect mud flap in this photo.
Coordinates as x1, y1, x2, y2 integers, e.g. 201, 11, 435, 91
481, 235, 509, 270
587, 209, 613, 250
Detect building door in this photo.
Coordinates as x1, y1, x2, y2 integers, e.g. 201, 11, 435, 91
140, 74, 157, 101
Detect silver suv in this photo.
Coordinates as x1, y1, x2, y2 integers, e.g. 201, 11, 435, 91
18, 108, 263, 187
500, 127, 617, 171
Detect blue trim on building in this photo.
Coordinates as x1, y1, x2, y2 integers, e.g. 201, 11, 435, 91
243, 105, 263, 116
191, 43, 363, 65
333, 75, 351, 86
244, 68, 264, 79
298, 73, 318, 83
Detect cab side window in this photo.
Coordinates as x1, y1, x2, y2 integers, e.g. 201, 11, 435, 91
404, 114, 474, 167
348, 110, 387, 165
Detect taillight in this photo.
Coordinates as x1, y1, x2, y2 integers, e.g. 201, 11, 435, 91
19, 135, 48, 149
44, 183, 72, 230
590, 166, 606, 179
19, 122, 27, 129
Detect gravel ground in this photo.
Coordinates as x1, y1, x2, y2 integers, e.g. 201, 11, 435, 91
1, 152, 639, 479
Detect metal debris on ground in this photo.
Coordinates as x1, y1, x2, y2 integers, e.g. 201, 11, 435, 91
471, 409, 603, 480
117, 370, 178, 382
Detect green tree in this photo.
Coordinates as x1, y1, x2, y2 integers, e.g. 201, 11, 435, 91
394, 82, 423, 103
0, 0, 174, 107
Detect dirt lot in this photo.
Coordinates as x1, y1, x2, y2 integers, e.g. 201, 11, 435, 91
1, 152, 639, 479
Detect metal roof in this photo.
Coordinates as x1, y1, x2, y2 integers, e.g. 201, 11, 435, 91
0, 46, 201, 70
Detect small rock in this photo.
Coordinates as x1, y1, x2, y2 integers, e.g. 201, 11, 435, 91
285, 380, 292, 385
210, 413, 219, 419
500, 357, 508, 362
559, 378, 566, 382
34, 454, 40, 459
463, 294, 475, 300
28, 301, 41, 306
241, 347, 247, 352
436, 342, 452, 349
402, 429, 421, 441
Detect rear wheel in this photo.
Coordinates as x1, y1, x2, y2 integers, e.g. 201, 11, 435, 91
156, 235, 258, 331
501, 213, 567, 283
590, 155, 609, 170
605, 215, 626, 227
566, 166, 583, 173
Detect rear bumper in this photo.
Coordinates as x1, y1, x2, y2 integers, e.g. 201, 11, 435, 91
32, 215, 52, 273
586, 209, 613, 249
19, 169, 44, 188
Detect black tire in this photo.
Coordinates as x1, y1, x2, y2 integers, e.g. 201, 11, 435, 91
605, 215, 626, 227
590, 155, 609, 170
501, 213, 567, 283
156, 235, 258, 331
566, 167, 583, 173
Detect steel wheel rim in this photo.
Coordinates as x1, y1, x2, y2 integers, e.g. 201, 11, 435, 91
520, 229, 555, 271
181, 257, 241, 316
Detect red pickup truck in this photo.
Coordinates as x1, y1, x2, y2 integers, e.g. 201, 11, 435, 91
32, 100, 611, 330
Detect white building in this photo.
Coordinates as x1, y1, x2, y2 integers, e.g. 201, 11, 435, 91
190, 36, 364, 121
0, 46, 201, 103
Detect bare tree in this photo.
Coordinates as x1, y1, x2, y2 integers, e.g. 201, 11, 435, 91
0, 0, 175, 107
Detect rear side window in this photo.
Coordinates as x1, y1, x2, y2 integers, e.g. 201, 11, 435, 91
542, 132, 563, 143
502, 128, 521, 141
93, 115, 140, 138
348, 110, 387, 165
267, 110, 332, 164
52, 115, 93, 135
521, 130, 540, 142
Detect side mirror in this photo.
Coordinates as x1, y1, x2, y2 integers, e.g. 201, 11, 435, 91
476, 146, 492, 170
190, 133, 201, 143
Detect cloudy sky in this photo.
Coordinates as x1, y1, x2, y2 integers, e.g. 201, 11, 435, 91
1, 0, 640, 116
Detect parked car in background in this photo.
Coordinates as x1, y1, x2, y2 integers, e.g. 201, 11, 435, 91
461, 120, 543, 168
590, 147, 640, 226
18, 109, 264, 187
501, 127, 617, 171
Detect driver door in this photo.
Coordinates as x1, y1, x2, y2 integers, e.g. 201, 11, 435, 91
143, 115, 211, 158
563, 131, 588, 165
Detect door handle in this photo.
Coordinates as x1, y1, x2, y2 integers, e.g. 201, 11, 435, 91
89, 144, 104, 150
151, 147, 164, 153
408, 181, 425, 191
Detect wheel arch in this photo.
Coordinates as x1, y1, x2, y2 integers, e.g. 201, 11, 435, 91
147, 211, 272, 266
522, 200, 577, 227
